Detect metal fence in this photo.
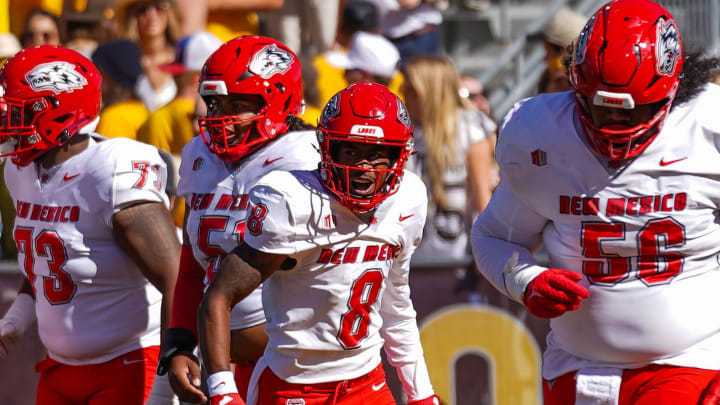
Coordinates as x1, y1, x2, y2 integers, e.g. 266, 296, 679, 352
481, 0, 720, 121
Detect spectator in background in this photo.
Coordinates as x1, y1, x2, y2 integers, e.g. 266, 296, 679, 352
174, 0, 283, 42
313, 0, 379, 107
365, 0, 444, 65
343, 31, 403, 93
93, 39, 149, 140
138, 30, 222, 228
116, 0, 180, 111
61, 0, 117, 59
20, 8, 62, 48
138, 31, 221, 157
459, 74, 492, 119
298, 54, 323, 126
402, 56, 496, 264
530, 6, 587, 94
264, 0, 339, 57
8, 0, 63, 40
0, 33, 21, 66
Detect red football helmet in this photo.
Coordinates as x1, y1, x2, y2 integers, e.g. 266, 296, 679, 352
0, 46, 102, 166
198, 36, 303, 162
318, 82, 414, 213
569, 0, 684, 161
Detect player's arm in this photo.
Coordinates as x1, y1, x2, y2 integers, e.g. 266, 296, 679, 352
199, 242, 290, 403
112, 201, 180, 339
0, 278, 35, 359
471, 181, 588, 318
379, 201, 438, 404
157, 205, 208, 403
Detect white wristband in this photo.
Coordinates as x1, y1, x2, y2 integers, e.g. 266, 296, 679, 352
502, 252, 547, 302
207, 370, 239, 397
1, 293, 36, 334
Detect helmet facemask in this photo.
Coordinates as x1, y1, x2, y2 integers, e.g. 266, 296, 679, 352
319, 133, 412, 213
198, 95, 272, 162
575, 93, 671, 160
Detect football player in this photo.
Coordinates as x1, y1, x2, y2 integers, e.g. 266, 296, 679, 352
155, 36, 320, 404
471, 0, 720, 403
198, 82, 439, 405
0, 46, 180, 404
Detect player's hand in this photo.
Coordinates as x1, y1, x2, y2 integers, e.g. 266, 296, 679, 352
523, 268, 589, 318
167, 353, 207, 404
408, 394, 441, 405
210, 393, 245, 405
0, 320, 21, 359
698, 370, 720, 405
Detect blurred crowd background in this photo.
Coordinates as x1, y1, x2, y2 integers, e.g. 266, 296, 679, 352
1, 1, 719, 404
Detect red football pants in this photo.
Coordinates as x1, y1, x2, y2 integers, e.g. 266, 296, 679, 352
256, 363, 396, 405
35, 346, 160, 405
233, 359, 256, 400
543, 364, 717, 405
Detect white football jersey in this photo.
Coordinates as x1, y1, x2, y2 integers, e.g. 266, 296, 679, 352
177, 131, 319, 329
472, 85, 720, 379
4, 136, 169, 365
243, 168, 434, 399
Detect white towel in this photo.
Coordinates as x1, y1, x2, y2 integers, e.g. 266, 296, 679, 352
575, 367, 622, 405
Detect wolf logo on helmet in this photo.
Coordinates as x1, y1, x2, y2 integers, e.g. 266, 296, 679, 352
26, 62, 88, 94
249, 44, 294, 79
656, 17, 681, 77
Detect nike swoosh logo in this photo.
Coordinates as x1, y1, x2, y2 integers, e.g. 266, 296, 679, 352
372, 381, 386, 391
399, 214, 414, 222
123, 358, 144, 365
63, 173, 80, 181
218, 396, 233, 405
659, 156, 687, 166
264, 157, 283, 166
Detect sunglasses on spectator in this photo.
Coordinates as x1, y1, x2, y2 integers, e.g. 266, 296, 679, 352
458, 87, 485, 100
132, 1, 170, 16
21, 30, 59, 44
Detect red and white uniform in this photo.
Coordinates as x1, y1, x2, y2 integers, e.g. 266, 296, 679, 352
243, 168, 434, 402
177, 130, 319, 329
4, 137, 168, 365
471, 85, 720, 379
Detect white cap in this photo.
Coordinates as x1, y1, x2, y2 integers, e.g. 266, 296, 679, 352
161, 31, 222, 74
0, 33, 20, 60
542, 7, 587, 47
345, 31, 400, 79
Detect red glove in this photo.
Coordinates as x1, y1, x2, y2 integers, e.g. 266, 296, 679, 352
699, 370, 720, 405
523, 269, 589, 318
210, 393, 245, 405
408, 394, 441, 405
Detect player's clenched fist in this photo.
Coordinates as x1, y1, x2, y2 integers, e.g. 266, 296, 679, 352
523, 268, 589, 318
208, 371, 246, 405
